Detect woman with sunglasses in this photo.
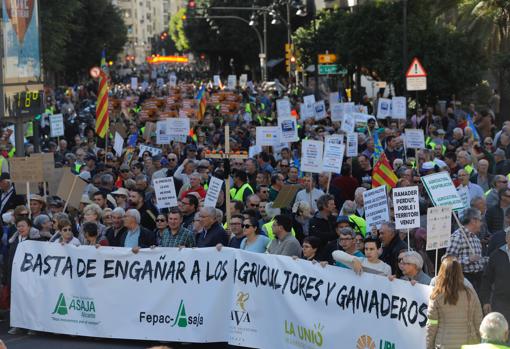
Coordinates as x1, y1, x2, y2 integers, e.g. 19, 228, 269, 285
56, 219, 80, 246
154, 214, 168, 246
239, 216, 269, 253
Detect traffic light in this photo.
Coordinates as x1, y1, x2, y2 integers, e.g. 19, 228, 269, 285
285, 43, 294, 72
187, 0, 196, 17
290, 56, 296, 72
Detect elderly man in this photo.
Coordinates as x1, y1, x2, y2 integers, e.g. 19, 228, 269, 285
494, 148, 510, 176
379, 222, 407, 275
340, 200, 367, 237
294, 176, 324, 213
458, 150, 476, 176
481, 229, 510, 327
461, 312, 509, 348
446, 208, 487, 294
105, 207, 127, 246
486, 175, 509, 209
180, 172, 206, 199
458, 169, 485, 206
471, 159, 493, 192
398, 251, 431, 285
121, 209, 156, 250
309, 194, 337, 254
486, 188, 510, 234
160, 208, 196, 248
196, 206, 229, 247
266, 215, 302, 257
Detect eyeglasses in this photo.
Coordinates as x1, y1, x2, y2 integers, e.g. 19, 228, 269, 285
121, 169, 130, 173
156, 219, 166, 222
242, 224, 253, 229
280, 164, 289, 168
168, 158, 177, 162
398, 258, 404, 263
498, 180, 508, 184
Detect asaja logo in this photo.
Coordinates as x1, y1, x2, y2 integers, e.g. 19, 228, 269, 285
139, 300, 204, 328
52, 293, 96, 319
231, 292, 251, 326
284, 320, 324, 348
356, 335, 395, 349
171, 300, 203, 328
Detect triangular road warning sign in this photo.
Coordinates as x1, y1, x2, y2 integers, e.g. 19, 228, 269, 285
406, 58, 427, 77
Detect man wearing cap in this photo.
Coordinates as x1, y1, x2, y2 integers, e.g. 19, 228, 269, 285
184, 144, 198, 161
47, 196, 65, 217
111, 187, 129, 210
83, 154, 98, 176
29, 194, 46, 219
0, 173, 24, 220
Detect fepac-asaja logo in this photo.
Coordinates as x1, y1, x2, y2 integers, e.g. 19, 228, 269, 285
356, 334, 395, 349
231, 292, 251, 326
138, 300, 203, 328
52, 293, 96, 319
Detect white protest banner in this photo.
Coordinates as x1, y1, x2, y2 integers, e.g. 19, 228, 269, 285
300, 103, 315, 120
391, 97, 406, 119
114, 132, 124, 157
341, 114, 355, 134
343, 102, 355, 114
303, 94, 315, 109
203, 176, 223, 208
256, 126, 279, 146
227, 75, 236, 90
346, 133, 358, 157
169, 74, 177, 87
314, 100, 326, 120
156, 119, 171, 144
421, 172, 465, 211
131, 77, 138, 90
153, 177, 178, 209
139, 144, 162, 158
329, 92, 339, 107
168, 118, 190, 138
276, 98, 291, 118
301, 140, 324, 174
457, 185, 470, 209
325, 134, 343, 144
426, 206, 452, 251
141, 81, 149, 91
405, 129, 425, 149
278, 117, 299, 143
239, 74, 248, 88
322, 143, 345, 174
364, 186, 390, 229
377, 98, 392, 119
49, 114, 64, 138
392, 186, 420, 229
330, 103, 343, 122
213, 75, 221, 87
12, 242, 430, 348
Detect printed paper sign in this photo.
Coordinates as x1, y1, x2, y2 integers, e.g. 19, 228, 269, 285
405, 129, 425, 149
168, 74, 177, 87
426, 206, 452, 250
314, 100, 326, 120
346, 133, 358, 157
392, 186, 420, 229
227, 75, 236, 90
322, 143, 345, 174
276, 99, 292, 118
213, 75, 221, 87
363, 185, 390, 229
249, 145, 262, 158
168, 118, 190, 138
329, 92, 340, 108
131, 77, 138, 90
278, 117, 299, 143
156, 120, 171, 144
341, 114, 355, 134
153, 177, 178, 209
138, 144, 162, 158
49, 114, 64, 138
301, 140, 324, 174
239, 74, 248, 88
114, 132, 124, 157
300, 103, 315, 120
256, 126, 279, 146
377, 98, 392, 119
331, 103, 343, 122
392, 97, 406, 119
203, 176, 224, 208
421, 172, 465, 211
325, 134, 343, 144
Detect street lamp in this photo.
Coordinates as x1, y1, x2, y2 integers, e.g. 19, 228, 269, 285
249, 13, 258, 26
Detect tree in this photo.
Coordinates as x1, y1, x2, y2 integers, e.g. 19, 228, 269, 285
169, 8, 190, 52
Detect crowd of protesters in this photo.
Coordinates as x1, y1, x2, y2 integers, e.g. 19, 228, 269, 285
0, 69, 509, 348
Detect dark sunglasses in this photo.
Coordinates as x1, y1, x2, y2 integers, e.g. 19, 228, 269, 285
121, 169, 130, 173
242, 224, 253, 229
156, 219, 167, 223
168, 158, 177, 161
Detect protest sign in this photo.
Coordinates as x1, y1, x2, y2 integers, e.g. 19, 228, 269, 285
329, 92, 339, 107
153, 177, 178, 209
256, 126, 279, 146
314, 100, 326, 120
330, 103, 343, 122
249, 145, 263, 158
156, 119, 171, 144
12, 242, 430, 348
203, 176, 223, 208
377, 98, 392, 119
405, 129, 425, 149
421, 172, 465, 211
277, 117, 299, 143
56, 170, 87, 209
49, 114, 64, 138
213, 75, 221, 87
131, 77, 138, 90
9, 156, 44, 183
341, 114, 355, 134
110, 122, 127, 139
426, 206, 452, 251
139, 144, 162, 158
300, 103, 315, 120
364, 186, 390, 229
141, 81, 149, 91
346, 133, 358, 157
227, 75, 236, 90
31, 152, 55, 178
276, 99, 291, 118
392, 186, 420, 229
322, 143, 345, 174
168, 118, 190, 138
343, 102, 355, 114
301, 140, 324, 174
391, 97, 406, 119
169, 73, 177, 87
48, 168, 64, 195
156, 78, 164, 88
272, 184, 302, 208
114, 132, 124, 157
239, 74, 248, 88
325, 134, 343, 144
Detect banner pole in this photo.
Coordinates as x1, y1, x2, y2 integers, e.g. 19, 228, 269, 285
407, 228, 410, 249
63, 175, 78, 212
435, 249, 439, 276
326, 172, 331, 194
26, 181, 31, 219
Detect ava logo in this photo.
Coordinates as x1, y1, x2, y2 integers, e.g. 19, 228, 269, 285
284, 320, 324, 348
231, 292, 251, 326
171, 300, 203, 328
51, 293, 96, 319
356, 335, 395, 349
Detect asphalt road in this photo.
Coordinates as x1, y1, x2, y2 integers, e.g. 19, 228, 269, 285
0, 314, 236, 349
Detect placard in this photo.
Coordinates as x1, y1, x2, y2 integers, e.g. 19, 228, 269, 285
341, 114, 355, 134
330, 103, 343, 122
9, 157, 44, 183
239, 74, 248, 88
391, 97, 406, 119
256, 126, 279, 146
346, 133, 358, 157
169, 73, 177, 87
203, 176, 224, 208
314, 100, 326, 120
168, 118, 190, 138
277, 117, 299, 143
363, 185, 390, 229
322, 143, 345, 174
114, 132, 124, 157
213, 75, 221, 87
56, 170, 87, 209
301, 140, 323, 174
405, 129, 425, 149
49, 114, 64, 138
227, 75, 236, 90
156, 119, 171, 144
426, 206, 452, 251
276, 99, 291, 119
329, 92, 340, 108
392, 186, 420, 229
325, 134, 343, 144
138, 144, 162, 158
377, 98, 392, 119
131, 77, 138, 90
421, 172, 465, 211
153, 177, 178, 209
300, 103, 315, 120
272, 184, 302, 208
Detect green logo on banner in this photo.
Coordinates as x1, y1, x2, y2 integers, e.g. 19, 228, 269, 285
52, 293, 68, 315
171, 300, 188, 328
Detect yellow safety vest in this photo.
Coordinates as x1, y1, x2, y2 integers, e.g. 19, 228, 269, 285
229, 183, 253, 202
349, 214, 367, 237
461, 344, 510, 349
465, 164, 474, 175
263, 219, 296, 240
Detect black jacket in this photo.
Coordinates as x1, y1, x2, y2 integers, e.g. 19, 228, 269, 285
308, 212, 337, 260
119, 226, 156, 248
487, 231, 507, 256
380, 234, 408, 275
486, 205, 505, 234
138, 203, 158, 231
0, 187, 25, 219
481, 246, 510, 310
196, 222, 229, 248
105, 226, 127, 247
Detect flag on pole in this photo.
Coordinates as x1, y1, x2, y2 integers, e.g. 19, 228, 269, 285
95, 50, 109, 138
196, 85, 207, 120
467, 114, 480, 141
373, 131, 384, 164
372, 153, 398, 189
